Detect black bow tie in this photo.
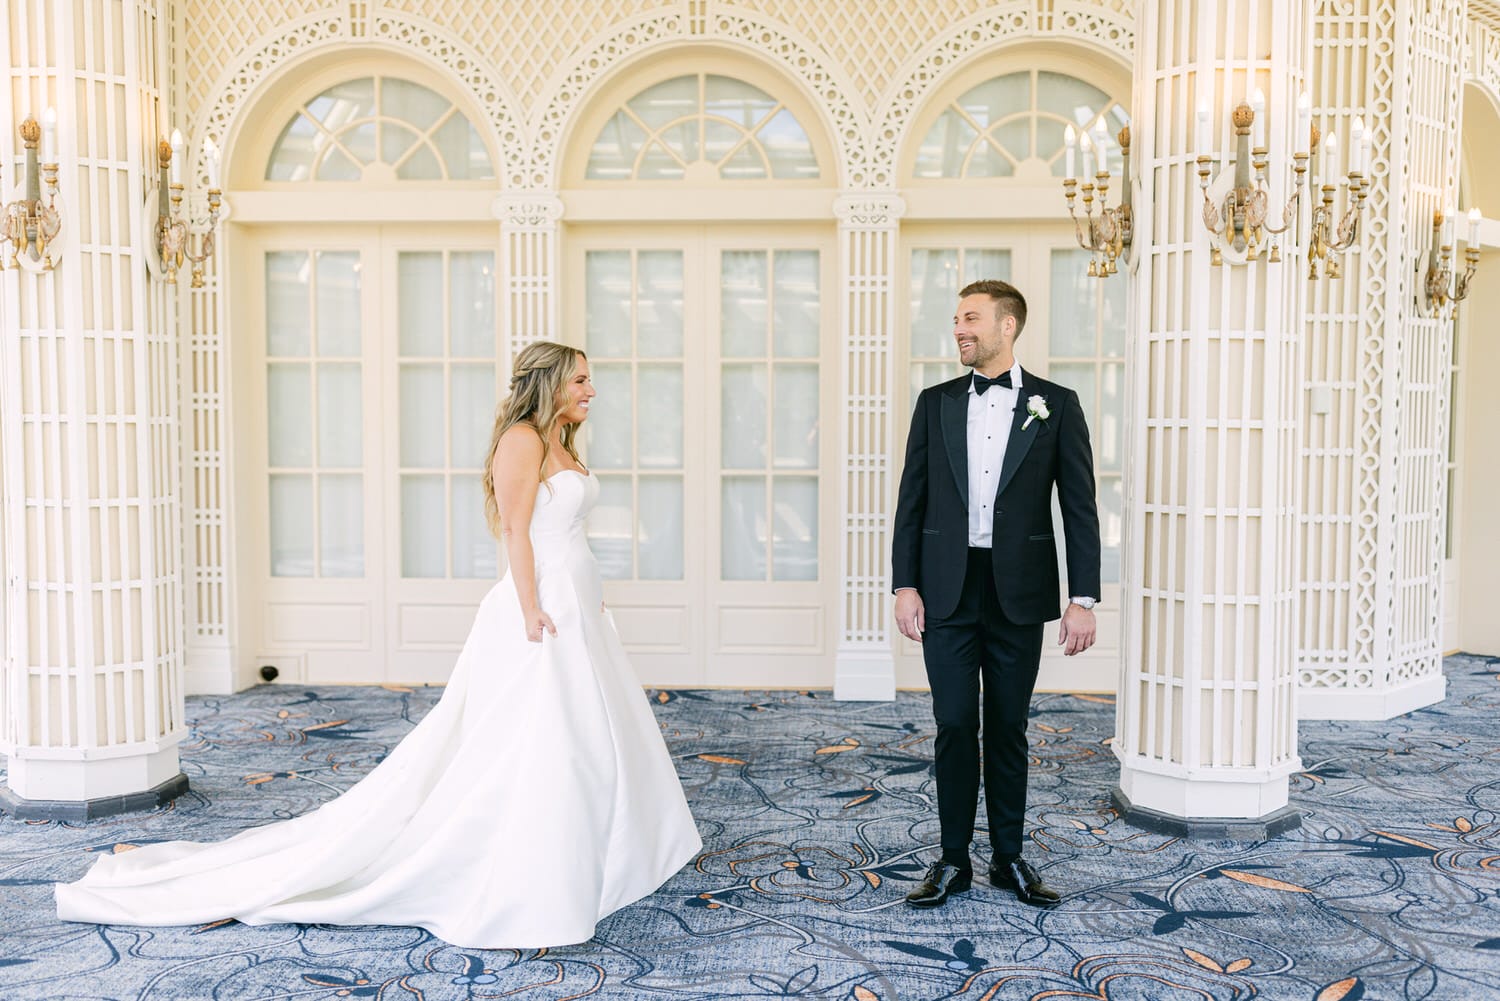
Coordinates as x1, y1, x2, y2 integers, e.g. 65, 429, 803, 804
973, 371, 1013, 395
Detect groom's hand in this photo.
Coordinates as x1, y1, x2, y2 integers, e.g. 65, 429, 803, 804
894, 588, 926, 643
1058, 604, 1096, 656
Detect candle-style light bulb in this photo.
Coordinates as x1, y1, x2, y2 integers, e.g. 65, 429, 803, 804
1322, 132, 1339, 189
1196, 98, 1211, 152
1251, 88, 1266, 149
1079, 131, 1094, 180
1296, 92, 1311, 155
203, 137, 220, 189
1064, 124, 1077, 180
41, 107, 57, 162
1093, 120, 1109, 176
1469, 207, 1483, 247
1350, 116, 1365, 175
169, 128, 185, 186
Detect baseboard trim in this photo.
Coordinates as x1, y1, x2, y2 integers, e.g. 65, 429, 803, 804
1111, 787, 1302, 840
0, 773, 190, 821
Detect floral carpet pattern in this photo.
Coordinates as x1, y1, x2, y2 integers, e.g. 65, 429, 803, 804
3, 655, 1500, 1000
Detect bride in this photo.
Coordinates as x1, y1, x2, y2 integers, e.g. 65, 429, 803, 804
55, 341, 703, 948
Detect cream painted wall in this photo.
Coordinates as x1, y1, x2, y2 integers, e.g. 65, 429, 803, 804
1457, 247, 1500, 654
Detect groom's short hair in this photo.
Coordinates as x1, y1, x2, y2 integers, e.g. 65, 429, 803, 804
960, 279, 1027, 336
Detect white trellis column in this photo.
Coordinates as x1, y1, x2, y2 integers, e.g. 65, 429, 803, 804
1113, 0, 1308, 835
0, 0, 188, 818
1297, 0, 1468, 720
495, 193, 564, 353
833, 192, 904, 701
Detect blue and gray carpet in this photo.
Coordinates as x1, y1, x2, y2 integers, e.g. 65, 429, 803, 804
3, 655, 1500, 1000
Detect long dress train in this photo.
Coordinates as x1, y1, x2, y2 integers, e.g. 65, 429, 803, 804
55, 469, 702, 948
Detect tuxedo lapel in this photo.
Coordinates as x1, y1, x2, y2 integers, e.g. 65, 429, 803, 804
939, 382, 968, 507
993, 374, 1043, 500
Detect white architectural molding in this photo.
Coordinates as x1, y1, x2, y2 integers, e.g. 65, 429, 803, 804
1, 0, 188, 815
493, 193, 565, 350
833, 192, 905, 701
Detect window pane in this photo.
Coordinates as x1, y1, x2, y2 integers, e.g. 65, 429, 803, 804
588, 474, 635, 579
316, 251, 361, 356
966, 138, 1014, 177
266, 252, 310, 357
399, 252, 444, 357
638, 476, 684, 580
338, 121, 377, 165
759, 110, 819, 179
587, 364, 633, 470
722, 476, 767, 580
452, 475, 496, 580
638, 140, 686, 180
585, 111, 647, 181
637, 251, 684, 357
773, 250, 819, 357
269, 474, 314, 577
959, 72, 1031, 130
267, 364, 312, 467
638, 364, 684, 468
772, 477, 817, 581
773, 364, 818, 469
1099, 362, 1124, 474
704, 118, 746, 165
963, 249, 1011, 285
1102, 264, 1127, 358
628, 75, 698, 131
380, 121, 420, 167
1049, 363, 1098, 432
992, 116, 1031, 162
1037, 71, 1111, 125
909, 249, 958, 358
1050, 249, 1099, 357
320, 474, 364, 577
382, 78, 449, 128
401, 474, 446, 578
265, 114, 319, 182
450, 364, 496, 469
722, 251, 768, 357
400, 364, 445, 468
1100, 475, 1123, 584
585, 251, 633, 357
317, 363, 362, 468
914, 112, 978, 179
720, 143, 768, 180
450, 252, 496, 357
704, 75, 777, 127
307, 77, 375, 125
432, 114, 494, 180
315, 147, 361, 181
722, 364, 768, 468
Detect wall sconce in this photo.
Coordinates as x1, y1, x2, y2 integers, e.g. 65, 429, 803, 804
1306, 121, 1370, 279
152, 129, 222, 287
1062, 119, 1132, 277
1, 110, 62, 272
1195, 90, 1320, 266
1424, 207, 1482, 315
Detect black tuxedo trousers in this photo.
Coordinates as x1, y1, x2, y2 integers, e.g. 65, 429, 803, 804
925, 546, 1044, 862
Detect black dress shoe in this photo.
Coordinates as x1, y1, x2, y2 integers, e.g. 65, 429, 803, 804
988, 857, 1061, 908
905, 860, 973, 908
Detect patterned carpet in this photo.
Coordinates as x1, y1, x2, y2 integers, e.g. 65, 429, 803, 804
3, 655, 1499, 1001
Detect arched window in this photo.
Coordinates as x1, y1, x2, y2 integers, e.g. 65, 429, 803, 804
265, 75, 495, 182
914, 70, 1129, 179
585, 73, 819, 181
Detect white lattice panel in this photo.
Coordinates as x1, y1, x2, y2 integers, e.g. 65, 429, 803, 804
0, 0, 185, 792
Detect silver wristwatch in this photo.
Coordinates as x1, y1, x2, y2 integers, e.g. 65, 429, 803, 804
1069, 596, 1097, 610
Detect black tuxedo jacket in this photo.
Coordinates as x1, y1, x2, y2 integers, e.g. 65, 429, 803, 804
892, 369, 1101, 624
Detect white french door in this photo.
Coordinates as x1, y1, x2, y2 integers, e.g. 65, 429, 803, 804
245, 225, 500, 684
897, 225, 1125, 691
566, 227, 837, 687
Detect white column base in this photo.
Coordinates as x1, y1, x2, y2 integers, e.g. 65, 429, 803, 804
833, 648, 896, 701
183, 642, 238, 695
1117, 759, 1298, 821
1298, 673, 1446, 720
5, 743, 183, 802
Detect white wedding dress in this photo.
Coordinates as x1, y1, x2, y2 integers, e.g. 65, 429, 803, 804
56, 469, 702, 948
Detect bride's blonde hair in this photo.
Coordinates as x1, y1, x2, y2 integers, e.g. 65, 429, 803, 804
482, 341, 586, 537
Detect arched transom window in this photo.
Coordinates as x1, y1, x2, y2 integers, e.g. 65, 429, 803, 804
586, 73, 819, 181
915, 70, 1129, 179
266, 76, 495, 182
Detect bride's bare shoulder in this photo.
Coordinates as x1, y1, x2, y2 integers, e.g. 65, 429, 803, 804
494, 424, 544, 469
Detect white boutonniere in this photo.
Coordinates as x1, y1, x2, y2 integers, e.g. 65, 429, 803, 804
1022, 394, 1050, 430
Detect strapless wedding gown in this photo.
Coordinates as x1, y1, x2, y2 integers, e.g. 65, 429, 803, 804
56, 469, 702, 948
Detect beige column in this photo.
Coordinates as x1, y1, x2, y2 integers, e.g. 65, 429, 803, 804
832, 193, 904, 701
0, 0, 188, 818
495, 192, 565, 352
1297, 0, 1469, 720
1113, 0, 1309, 834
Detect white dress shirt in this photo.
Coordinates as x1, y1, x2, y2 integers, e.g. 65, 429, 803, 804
967, 363, 1021, 547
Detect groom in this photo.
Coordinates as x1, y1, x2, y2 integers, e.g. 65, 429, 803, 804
892, 279, 1101, 909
